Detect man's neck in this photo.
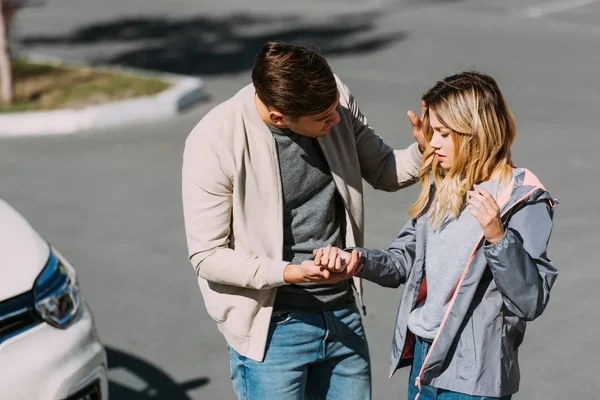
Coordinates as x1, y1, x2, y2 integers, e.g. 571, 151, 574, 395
255, 93, 274, 126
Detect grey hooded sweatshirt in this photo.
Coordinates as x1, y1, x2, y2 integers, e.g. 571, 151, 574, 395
355, 168, 558, 398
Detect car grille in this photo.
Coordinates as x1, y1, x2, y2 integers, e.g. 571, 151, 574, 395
0, 291, 42, 344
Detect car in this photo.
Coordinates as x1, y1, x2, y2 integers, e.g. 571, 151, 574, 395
0, 199, 108, 399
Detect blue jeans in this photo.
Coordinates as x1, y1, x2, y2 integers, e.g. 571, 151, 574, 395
407, 336, 511, 400
229, 305, 371, 400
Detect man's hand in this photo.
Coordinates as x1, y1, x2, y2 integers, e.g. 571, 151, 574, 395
407, 100, 427, 152
312, 245, 363, 275
283, 257, 361, 284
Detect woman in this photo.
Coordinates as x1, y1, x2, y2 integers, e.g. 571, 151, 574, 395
314, 71, 558, 400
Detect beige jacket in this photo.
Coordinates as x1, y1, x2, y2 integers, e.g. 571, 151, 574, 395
182, 76, 421, 361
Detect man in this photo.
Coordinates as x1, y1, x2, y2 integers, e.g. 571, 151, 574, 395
182, 41, 425, 400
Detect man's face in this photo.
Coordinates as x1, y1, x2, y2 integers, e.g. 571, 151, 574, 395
283, 98, 341, 138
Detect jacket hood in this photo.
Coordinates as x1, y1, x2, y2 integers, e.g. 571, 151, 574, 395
499, 167, 556, 212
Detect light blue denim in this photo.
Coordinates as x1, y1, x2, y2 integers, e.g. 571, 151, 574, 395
408, 336, 512, 400
229, 304, 371, 400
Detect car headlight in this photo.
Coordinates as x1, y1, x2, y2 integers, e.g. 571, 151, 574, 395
33, 247, 81, 329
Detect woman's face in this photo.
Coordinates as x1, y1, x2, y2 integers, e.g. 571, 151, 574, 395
429, 110, 455, 171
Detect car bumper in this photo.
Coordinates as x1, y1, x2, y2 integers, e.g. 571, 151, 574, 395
0, 301, 108, 400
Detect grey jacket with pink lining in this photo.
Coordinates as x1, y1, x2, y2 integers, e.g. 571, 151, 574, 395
355, 167, 558, 398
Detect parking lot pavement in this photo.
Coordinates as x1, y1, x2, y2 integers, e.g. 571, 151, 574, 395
3, 0, 599, 398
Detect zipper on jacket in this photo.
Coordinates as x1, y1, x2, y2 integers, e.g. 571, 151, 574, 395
316, 138, 367, 316
415, 376, 422, 400
349, 278, 367, 315
269, 135, 285, 265
413, 231, 485, 393
413, 180, 544, 389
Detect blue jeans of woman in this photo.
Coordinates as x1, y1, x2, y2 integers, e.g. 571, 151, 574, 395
407, 336, 512, 400
229, 305, 371, 400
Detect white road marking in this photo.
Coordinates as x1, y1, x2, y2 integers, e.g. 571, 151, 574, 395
517, 0, 600, 18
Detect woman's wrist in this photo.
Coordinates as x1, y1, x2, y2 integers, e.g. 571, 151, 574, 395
485, 229, 505, 244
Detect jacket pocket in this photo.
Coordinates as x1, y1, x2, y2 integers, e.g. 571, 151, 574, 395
199, 279, 236, 322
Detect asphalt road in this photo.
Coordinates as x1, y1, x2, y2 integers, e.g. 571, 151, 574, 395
2, 0, 599, 399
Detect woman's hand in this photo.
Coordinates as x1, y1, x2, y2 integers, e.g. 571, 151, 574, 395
283, 245, 364, 284
312, 245, 363, 275
467, 184, 504, 243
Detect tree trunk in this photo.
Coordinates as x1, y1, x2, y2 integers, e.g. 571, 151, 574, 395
0, 1, 13, 104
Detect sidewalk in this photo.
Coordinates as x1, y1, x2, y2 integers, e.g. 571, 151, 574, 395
0, 55, 204, 137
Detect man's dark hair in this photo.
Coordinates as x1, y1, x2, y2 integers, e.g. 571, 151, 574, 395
252, 41, 338, 120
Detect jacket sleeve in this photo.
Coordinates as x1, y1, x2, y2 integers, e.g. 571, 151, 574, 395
181, 123, 289, 290
484, 200, 558, 321
353, 218, 418, 288
336, 77, 421, 191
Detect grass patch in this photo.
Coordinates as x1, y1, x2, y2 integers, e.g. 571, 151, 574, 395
0, 59, 172, 113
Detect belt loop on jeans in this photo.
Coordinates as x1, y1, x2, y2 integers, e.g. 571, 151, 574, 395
419, 336, 433, 345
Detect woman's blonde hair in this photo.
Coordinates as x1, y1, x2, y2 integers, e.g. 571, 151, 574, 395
408, 71, 516, 228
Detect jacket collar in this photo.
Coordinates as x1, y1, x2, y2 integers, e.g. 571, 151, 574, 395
239, 83, 275, 139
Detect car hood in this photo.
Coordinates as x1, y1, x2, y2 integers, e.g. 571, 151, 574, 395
0, 200, 50, 300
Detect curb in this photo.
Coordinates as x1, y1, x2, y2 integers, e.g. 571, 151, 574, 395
0, 54, 205, 137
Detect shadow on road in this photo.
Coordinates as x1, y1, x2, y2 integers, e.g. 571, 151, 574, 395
107, 346, 209, 399
21, 12, 407, 76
